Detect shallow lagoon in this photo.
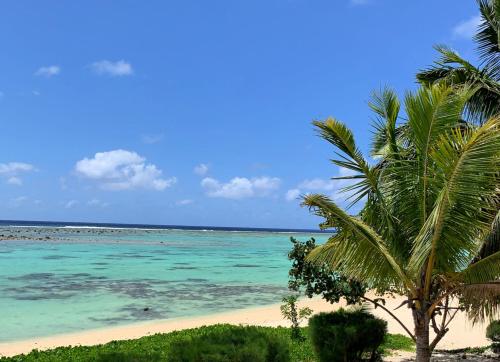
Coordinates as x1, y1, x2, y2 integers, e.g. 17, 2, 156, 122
0, 226, 327, 342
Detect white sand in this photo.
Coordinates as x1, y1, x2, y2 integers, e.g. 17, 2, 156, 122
0, 295, 489, 358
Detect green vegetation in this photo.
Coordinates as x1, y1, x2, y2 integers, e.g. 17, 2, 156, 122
417, 0, 500, 121
308, 309, 387, 362
167, 325, 290, 362
486, 320, 500, 352
486, 320, 500, 342
0, 325, 414, 362
280, 295, 313, 341
287, 237, 366, 305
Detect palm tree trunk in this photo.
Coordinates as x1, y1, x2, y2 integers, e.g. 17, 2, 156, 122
414, 311, 431, 362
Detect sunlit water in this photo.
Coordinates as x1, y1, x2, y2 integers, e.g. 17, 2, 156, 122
0, 223, 327, 342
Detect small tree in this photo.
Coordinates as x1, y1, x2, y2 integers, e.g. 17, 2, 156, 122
280, 295, 312, 341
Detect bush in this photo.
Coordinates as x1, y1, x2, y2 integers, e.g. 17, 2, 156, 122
486, 320, 500, 353
486, 320, 500, 342
167, 325, 290, 362
309, 308, 387, 362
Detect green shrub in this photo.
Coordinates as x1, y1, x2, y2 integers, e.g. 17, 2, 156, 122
486, 320, 500, 342
167, 325, 290, 362
486, 320, 500, 353
309, 308, 387, 362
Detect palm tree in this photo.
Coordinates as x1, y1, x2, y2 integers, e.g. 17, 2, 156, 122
417, 0, 499, 122
302, 84, 500, 362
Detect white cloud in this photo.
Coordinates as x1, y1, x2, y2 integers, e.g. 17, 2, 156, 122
0, 162, 36, 185
201, 176, 280, 199
453, 15, 481, 39
194, 163, 209, 176
91, 60, 133, 76
35, 65, 60, 77
7, 177, 23, 185
285, 188, 301, 201
10, 196, 28, 207
87, 199, 109, 207
65, 200, 78, 209
176, 199, 194, 206
141, 133, 164, 144
75, 149, 176, 191
299, 178, 337, 191
286, 167, 358, 202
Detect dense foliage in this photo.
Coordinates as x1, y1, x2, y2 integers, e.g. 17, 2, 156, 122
167, 325, 290, 362
287, 237, 366, 304
486, 320, 500, 342
0, 325, 414, 362
308, 309, 387, 362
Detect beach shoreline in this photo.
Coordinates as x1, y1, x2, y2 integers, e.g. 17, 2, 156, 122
0, 294, 490, 358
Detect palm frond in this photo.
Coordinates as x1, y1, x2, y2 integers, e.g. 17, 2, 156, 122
474, 210, 500, 262
457, 251, 500, 285
475, 0, 500, 70
416, 45, 500, 121
313, 118, 379, 207
405, 84, 473, 227
302, 194, 412, 291
408, 116, 500, 277
369, 87, 401, 158
460, 282, 500, 322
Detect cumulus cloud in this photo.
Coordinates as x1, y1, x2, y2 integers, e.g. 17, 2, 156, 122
453, 15, 481, 39
285, 167, 357, 202
87, 199, 109, 207
10, 196, 28, 207
176, 199, 194, 206
141, 133, 164, 144
91, 60, 133, 76
0, 162, 36, 185
75, 149, 176, 191
65, 200, 78, 209
298, 178, 337, 191
194, 163, 209, 176
35, 65, 60, 77
201, 176, 280, 199
7, 177, 23, 185
285, 188, 301, 201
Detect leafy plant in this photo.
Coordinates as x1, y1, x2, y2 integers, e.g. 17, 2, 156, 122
486, 320, 500, 353
288, 237, 366, 305
280, 295, 313, 341
308, 309, 387, 362
167, 325, 290, 362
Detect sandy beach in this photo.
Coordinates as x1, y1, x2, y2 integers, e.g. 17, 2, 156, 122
0, 294, 489, 358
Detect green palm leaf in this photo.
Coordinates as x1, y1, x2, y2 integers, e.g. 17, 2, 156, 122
302, 194, 412, 291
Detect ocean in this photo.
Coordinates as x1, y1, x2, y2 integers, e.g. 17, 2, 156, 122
0, 220, 328, 342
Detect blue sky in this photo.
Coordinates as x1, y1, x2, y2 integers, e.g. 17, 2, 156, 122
0, 0, 481, 228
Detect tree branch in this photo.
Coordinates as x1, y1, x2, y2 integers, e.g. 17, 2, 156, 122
361, 296, 416, 341
430, 299, 460, 351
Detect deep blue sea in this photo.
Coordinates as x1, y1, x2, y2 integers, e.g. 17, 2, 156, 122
0, 220, 328, 342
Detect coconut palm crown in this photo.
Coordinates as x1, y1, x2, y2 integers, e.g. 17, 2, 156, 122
303, 84, 500, 362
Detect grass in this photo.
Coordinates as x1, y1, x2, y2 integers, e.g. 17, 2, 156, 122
0, 324, 415, 362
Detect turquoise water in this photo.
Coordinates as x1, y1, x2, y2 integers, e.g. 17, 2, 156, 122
0, 226, 327, 342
